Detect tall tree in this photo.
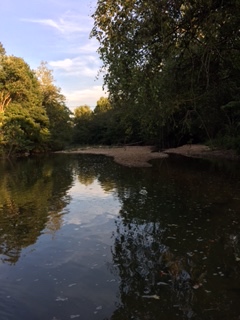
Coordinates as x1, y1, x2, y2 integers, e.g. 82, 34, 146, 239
35, 62, 73, 150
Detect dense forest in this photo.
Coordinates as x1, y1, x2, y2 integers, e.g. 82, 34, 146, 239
0, 0, 240, 156
90, 0, 240, 150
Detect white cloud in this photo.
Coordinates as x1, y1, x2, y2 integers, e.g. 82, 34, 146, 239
49, 55, 101, 77
63, 85, 108, 109
49, 56, 107, 109
21, 11, 92, 35
26, 18, 62, 31
66, 40, 99, 55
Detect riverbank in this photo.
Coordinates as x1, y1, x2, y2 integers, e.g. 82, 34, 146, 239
57, 146, 167, 167
56, 144, 239, 168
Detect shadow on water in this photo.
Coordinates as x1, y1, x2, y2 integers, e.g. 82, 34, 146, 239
0, 154, 239, 319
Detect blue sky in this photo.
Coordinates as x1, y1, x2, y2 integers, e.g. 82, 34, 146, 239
0, 0, 107, 111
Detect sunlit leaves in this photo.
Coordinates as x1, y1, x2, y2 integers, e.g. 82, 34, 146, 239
1, 56, 42, 107
0, 56, 51, 154
35, 61, 66, 106
0, 42, 6, 56
94, 96, 111, 114
72, 105, 93, 145
0, 90, 11, 113
35, 61, 72, 150
74, 105, 92, 119
0, 49, 72, 154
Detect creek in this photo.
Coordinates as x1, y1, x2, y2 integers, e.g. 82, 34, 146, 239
0, 154, 240, 319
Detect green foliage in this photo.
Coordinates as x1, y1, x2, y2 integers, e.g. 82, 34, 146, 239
0, 55, 51, 155
45, 101, 73, 150
94, 96, 111, 114
91, 0, 240, 149
35, 62, 73, 150
2, 103, 50, 155
74, 105, 92, 119
91, 97, 114, 144
0, 42, 6, 56
72, 97, 131, 145
72, 105, 93, 144
0, 56, 42, 108
0, 54, 72, 155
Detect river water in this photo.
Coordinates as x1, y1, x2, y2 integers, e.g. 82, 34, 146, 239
0, 154, 240, 320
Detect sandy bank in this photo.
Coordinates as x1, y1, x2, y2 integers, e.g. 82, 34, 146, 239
57, 146, 167, 167
56, 144, 239, 168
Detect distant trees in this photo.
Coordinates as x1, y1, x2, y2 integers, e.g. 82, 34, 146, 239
73, 105, 93, 144
72, 96, 132, 146
91, 97, 115, 144
72, 98, 115, 145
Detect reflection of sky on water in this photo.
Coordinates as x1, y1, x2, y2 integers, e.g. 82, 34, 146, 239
64, 178, 120, 226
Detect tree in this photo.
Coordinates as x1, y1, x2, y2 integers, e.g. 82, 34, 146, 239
92, 96, 128, 144
74, 105, 92, 119
94, 96, 111, 114
1, 56, 42, 108
0, 42, 6, 56
91, 0, 240, 148
35, 61, 65, 105
2, 103, 49, 155
72, 105, 93, 144
0, 55, 50, 155
35, 62, 73, 150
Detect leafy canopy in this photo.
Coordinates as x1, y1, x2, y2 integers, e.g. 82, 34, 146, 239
91, 0, 240, 147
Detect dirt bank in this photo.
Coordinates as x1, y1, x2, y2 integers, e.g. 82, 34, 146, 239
164, 144, 239, 160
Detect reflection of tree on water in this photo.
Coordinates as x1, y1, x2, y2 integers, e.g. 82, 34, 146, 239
106, 157, 240, 319
111, 222, 239, 319
71, 152, 240, 309
0, 156, 73, 264
73, 154, 119, 192
110, 218, 206, 319
76, 164, 95, 186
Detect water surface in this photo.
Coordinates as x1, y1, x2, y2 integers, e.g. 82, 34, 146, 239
0, 154, 240, 319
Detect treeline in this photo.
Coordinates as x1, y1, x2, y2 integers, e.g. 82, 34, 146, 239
0, 44, 72, 156
90, 0, 240, 150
